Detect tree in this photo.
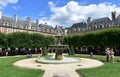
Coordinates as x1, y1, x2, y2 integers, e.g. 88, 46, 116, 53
30, 33, 45, 48
0, 32, 7, 48
7, 32, 32, 48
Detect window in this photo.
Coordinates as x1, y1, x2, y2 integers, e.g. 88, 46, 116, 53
93, 26, 96, 30
5, 22, 7, 25
101, 21, 103, 23
4, 28, 8, 34
78, 28, 81, 31
100, 25, 102, 29
94, 22, 97, 24
107, 25, 109, 27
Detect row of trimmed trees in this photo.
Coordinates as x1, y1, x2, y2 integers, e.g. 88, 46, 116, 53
64, 28, 120, 47
64, 28, 120, 54
0, 32, 54, 49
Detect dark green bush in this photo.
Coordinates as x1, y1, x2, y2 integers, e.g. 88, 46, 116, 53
0, 32, 7, 48
64, 28, 120, 48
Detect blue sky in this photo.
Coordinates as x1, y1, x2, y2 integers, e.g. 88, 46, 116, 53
0, 0, 120, 27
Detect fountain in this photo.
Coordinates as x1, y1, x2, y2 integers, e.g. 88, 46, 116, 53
49, 35, 69, 60
36, 34, 80, 64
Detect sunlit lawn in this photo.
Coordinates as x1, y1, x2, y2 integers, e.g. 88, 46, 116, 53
0, 56, 44, 77
1, 54, 120, 77
75, 54, 120, 77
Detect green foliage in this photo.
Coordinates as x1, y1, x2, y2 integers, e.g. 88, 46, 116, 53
44, 36, 54, 47
7, 32, 32, 48
65, 28, 120, 47
7, 32, 54, 49
63, 36, 72, 46
30, 33, 44, 48
69, 45, 75, 55
42, 47, 48, 56
0, 32, 7, 48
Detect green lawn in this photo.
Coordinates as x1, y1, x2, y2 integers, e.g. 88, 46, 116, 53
1, 54, 120, 77
0, 56, 44, 77
75, 54, 120, 77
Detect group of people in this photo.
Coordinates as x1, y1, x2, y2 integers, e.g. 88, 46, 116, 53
106, 47, 115, 63
26, 48, 43, 58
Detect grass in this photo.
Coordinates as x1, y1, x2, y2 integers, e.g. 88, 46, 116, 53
75, 54, 120, 77
1, 54, 120, 77
0, 56, 44, 77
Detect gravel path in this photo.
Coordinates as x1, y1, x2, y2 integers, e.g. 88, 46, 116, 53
13, 58, 104, 77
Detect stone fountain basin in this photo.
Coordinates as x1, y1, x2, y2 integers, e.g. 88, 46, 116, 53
36, 57, 80, 64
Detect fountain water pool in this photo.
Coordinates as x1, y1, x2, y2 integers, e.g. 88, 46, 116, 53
36, 55, 80, 64
36, 34, 80, 64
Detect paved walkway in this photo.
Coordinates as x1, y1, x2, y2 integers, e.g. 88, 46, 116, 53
13, 58, 104, 77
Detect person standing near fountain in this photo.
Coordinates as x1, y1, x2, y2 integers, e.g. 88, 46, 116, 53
38, 48, 42, 59
105, 47, 110, 62
110, 48, 115, 63
39, 48, 42, 54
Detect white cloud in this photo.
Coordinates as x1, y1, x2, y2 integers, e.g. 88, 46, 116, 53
39, 1, 120, 27
48, 1, 55, 8
39, 11, 46, 17
0, 0, 18, 6
12, 5, 21, 10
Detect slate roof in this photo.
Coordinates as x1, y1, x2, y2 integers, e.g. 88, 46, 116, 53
17, 19, 26, 28
31, 22, 38, 30
71, 22, 87, 28
88, 17, 112, 27
39, 24, 53, 29
113, 14, 120, 25
0, 16, 14, 26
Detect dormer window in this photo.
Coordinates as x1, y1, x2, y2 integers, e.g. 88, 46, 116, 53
94, 22, 97, 24
107, 25, 109, 27
93, 26, 97, 30
101, 21, 103, 23
5, 22, 7, 25
100, 25, 103, 29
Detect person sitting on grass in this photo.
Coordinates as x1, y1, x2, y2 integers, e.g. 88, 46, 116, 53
90, 51, 93, 57
26, 53, 32, 58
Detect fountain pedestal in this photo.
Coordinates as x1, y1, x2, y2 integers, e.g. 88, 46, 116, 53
55, 48, 63, 60
49, 35, 69, 60
49, 45, 69, 60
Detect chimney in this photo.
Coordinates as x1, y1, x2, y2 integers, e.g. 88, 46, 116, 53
26, 17, 31, 29
0, 10, 2, 19
14, 14, 18, 22
14, 14, 18, 27
36, 19, 39, 26
26, 17, 31, 22
111, 11, 116, 21
87, 17, 91, 24
45, 22, 47, 24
